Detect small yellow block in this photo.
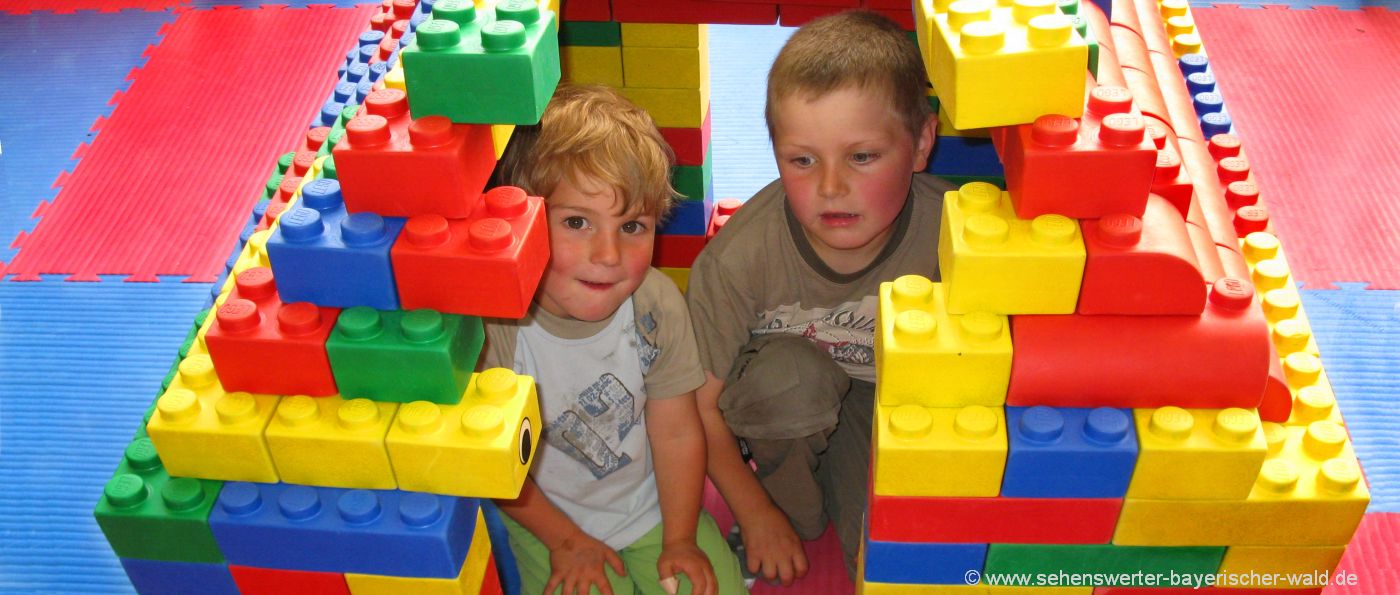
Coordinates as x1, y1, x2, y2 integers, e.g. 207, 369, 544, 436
620, 23, 705, 48
1219, 544, 1347, 580
386, 368, 542, 499
561, 45, 623, 88
621, 86, 709, 128
1115, 421, 1369, 546
345, 507, 492, 594
146, 355, 280, 483
875, 275, 1011, 407
264, 395, 398, 490
384, 63, 406, 91
623, 45, 706, 90
659, 267, 690, 293
231, 230, 272, 280
490, 124, 514, 160
1125, 406, 1267, 500
938, 182, 1085, 314
873, 404, 1007, 497
937, 105, 992, 138
1288, 383, 1345, 427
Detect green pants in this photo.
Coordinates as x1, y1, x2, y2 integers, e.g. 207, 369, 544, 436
503, 511, 748, 595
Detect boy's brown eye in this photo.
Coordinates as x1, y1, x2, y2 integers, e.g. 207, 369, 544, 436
621, 221, 644, 234
563, 216, 586, 230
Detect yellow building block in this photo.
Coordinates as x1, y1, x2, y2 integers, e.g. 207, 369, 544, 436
561, 45, 623, 88
1219, 544, 1347, 581
938, 182, 1085, 314
928, 0, 1088, 129
621, 86, 709, 128
659, 266, 690, 293
491, 124, 514, 160
384, 62, 406, 90
622, 43, 707, 90
1125, 406, 1267, 500
1283, 352, 1336, 409
264, 395, 398, 490
1115, 421, 1369, 546
231, 230, 272, 279
346, 507, 492, 594
146, 354, 280, 483
1288, 384, 1345, 427
386, 368, 542, 499
875, 275, 1011, 407
937, 105, 992, 138
1243, 233, 1320, 357
620, 23, 705, 48
873, 404, 1007, 496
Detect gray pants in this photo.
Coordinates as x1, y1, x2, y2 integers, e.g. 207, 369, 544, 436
717, 334, 874, 579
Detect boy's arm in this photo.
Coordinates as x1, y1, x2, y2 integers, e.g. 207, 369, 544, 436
496, 478, 627, 595
646, 391, 717, 595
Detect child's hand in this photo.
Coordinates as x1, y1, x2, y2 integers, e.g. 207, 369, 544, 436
657, 540, 717, 595
741, 505, 809, 586
547, 531, 626, 595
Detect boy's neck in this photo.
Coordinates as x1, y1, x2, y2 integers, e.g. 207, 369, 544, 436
802, 225, 897, 276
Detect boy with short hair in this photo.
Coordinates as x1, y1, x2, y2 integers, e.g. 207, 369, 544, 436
482, 85, 746, 595
686, 10, 955, 582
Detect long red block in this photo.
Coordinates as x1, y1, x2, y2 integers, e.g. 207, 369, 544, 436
1078, 196, 1205, 315
659, 109, 712, 167
561, 0, 611, 21
869, 492, 1122, 544
611, 0, 778, 24
652, 234, 707, 268
1149, 119, 1193, 216
229, 565, 350, 595
392, 187, 548, 319
1009, 278, 1270, 409
205, 267, 340, 396
333, 88, 496, 219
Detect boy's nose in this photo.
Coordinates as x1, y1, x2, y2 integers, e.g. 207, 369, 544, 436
591, 232, 622, 266
818, 162, 847, 199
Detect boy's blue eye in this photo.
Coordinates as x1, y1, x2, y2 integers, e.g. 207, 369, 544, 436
563, 216, 587, 230
852, 152, 878, 164
791, 156, 814, 167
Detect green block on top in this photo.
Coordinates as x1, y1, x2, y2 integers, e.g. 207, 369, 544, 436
672, 147, 713, 202
560, 20, 621, 47
1069, 15, 1100, 78
326, 307, 484, 404
985, 544, 1226, 581
93, 436, 225, 563
403, 0, 561, 125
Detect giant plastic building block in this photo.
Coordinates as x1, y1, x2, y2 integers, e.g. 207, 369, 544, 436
938, 182, 1086, 314
707, 198, 741, 241
659, 267, 691, 293
1008, 278, 1271, 409
332, 88, 497, 219
672, 148, 714, 204
1077, 196, 1206, 315
1000, 406, 1138, 497
983, 544, 1225, 579
392, 187, 549, 319
402, 0, 561, 125
1000, 85, 1157, 219
561, 45, 623, 87
386, 368, 542, 499
621, 38, 707, 89
611, 0, 778, 25
652, 233, 708, 268
660, 108, 712, 166
923, 0, 1088, 128
873, 404, 1007, 497
146, 355, 280, 483
267, 179, 407, 311
874, 275, 1011, 407
621, 86, 710, 129
868, 491, 1122, 543
559, 20, 622, 46
1242, 232, 1320, 358
1115, 421, 1368, 546
204, 267, 340, 397
209, 482, 480, 577
94, 436, 224, 563
1125, 406, 1266, 500
660, 195, 714, 237
927, 135, 1005, 178
325, 307, 484, 404
860, 577, 990, 595
345, 507, 493, 594
1217, 544, 1347, 582
229, 565, 352, 595
620, 23, 705, 48
265, 395, 399, 490
863, 534, 988, 585
119, 559, 239, 595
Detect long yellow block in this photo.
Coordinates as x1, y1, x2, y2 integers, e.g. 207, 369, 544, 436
561, 45, 623, 88
1243, 233, 1321, 357
875, 275, 1011, 407
265, 395, 398, 490
230, 230, 272, 281
937, 105, 992, 138
1115, 421, 1369, 546
938, 182, 1085, 314
1125, 406, 1267, 500
621, 23, 705, 48
146, 355, 280, 483
1219, 544, 1347, 580
386, 368, 542, 499
874, 404, 1007, 497
621, 86, 709, 128
659, 266, 690, 293
346, 507, 492, 594
623, 44, 707, 89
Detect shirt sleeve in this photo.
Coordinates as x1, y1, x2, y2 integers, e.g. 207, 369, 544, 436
476, 318, 519, 372
685, 245, 759, 382
638, 269, 706, 399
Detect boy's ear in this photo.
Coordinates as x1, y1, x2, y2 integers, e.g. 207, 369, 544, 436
913, 115, 937, 172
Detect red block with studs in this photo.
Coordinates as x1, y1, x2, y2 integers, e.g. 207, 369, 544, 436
1000, 85, 1158, 219
332, 88, 496, 219
868, 491, 1123, 544
391, 186, 548, 319
707, 198, 742, 240
205, 267, 341, 396
1009, 278, 1271, 410
1077, 195, 1206, 315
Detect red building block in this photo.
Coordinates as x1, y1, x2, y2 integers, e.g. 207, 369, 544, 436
1185, 220, 1225, 283
1258, 343, 1293, 423
652, 234, 707, 268
1077, 196, 1206, 315
779, 4, 857, 29
332, 88, 496, 219
562, 0, 611, 21
1001, 85, 1157, 219
205, 267, 340, 396
1008, 278, 1271, 410
229, 566, 350, 595
707, 199, 742, 241
659, 108, 711, 167
392, 187, 548, 319
611, 0, 778, 24
481, 557, 503, 595
868, 491, 1122, 544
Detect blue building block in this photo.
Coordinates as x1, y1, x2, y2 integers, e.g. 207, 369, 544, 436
120, 559, 239, 595
927, 135, 1005, 178
863, 534, 987, 584
1192, 91, 1225, 115
660, 198, 714, 236
267, 179, 406, 310
1186, 71, 1216, 95
1178, 53, 1210, 76
1000, 406, 1139, 498
481, 500, 522, 595
209, 482, 481, 577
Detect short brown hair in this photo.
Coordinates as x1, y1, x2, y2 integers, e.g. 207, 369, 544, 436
765, 10, 931, 141
495, 84, 678, 218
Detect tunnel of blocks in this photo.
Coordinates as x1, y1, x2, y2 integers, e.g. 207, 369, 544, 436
81, 0, 1371, 594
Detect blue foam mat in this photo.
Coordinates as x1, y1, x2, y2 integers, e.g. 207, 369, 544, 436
0, 280, 210, 593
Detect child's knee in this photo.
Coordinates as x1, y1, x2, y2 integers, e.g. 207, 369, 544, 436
717, 334, 850, 439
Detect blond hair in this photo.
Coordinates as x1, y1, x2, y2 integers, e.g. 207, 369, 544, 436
496, 84, 678, 218
765, 10, 932, 141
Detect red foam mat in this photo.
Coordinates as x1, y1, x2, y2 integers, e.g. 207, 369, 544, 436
1191, 5, 1400, 289
1327, 512, 1400, 594
1, 4, 377, 282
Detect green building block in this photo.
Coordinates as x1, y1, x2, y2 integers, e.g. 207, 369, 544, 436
984, 544, 1226, 583
1058, 0, 1080, 15
326, 307, 484, 404
276, 151, 295, 176
1069, 15, 1100, 78
672, 147, 713, 202
321, 154, 338, 180
403, 0, 561, 125
264, 171, 283, 200
93, 437, 225, 563
561, 20, 621, 47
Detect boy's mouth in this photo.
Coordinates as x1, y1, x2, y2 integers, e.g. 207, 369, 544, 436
579, 279, 617, 291
820, 211, 861, 227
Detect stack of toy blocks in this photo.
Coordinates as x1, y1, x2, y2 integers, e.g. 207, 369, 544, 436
858, 0, 1370, 592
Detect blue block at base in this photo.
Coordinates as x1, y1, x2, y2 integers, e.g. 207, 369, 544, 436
660, 197, 714, 236
1001, 406, 1139, 498
863, 536, 987, 584
209, 482, 481, 578
482, 500, 523, 595
120, 559, 239, 595
927, 135, 1005, 178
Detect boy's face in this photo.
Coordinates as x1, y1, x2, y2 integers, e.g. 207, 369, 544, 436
771, 85, 934, 269
536, 175, 657, 322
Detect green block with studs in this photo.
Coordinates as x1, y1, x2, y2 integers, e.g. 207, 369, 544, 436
326, 307, 485, 404
984, 543, 1226, 579
403, 0, 561, 125
93, 436, 225, 563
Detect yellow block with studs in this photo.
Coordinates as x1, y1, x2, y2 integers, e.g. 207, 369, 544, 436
1125, 406, 1267, 500
146, 354, 280, 483
622, 42, 707, 89
874, 404, 1007, 496
561, 45, 623, 88
875, 275, 1011, 407
622, 85, 709, 128
264, 395, 399, 490
1243, 233, 1321, 357
345, 507, 492, 594
621, 23, 705, 48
